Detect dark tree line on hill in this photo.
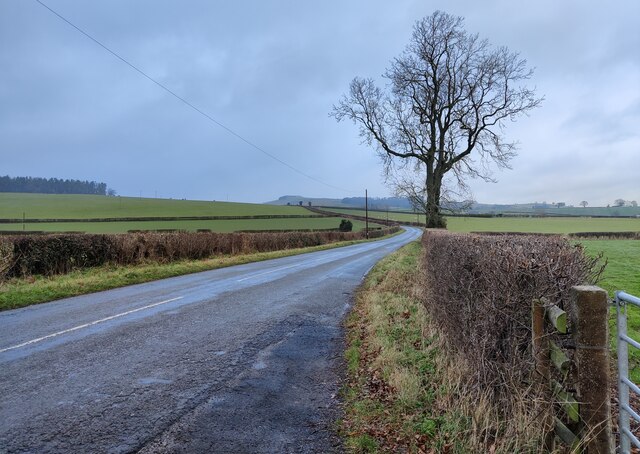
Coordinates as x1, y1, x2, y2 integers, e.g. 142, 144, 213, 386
0, 176, 114, 196
341, 196, 414, 210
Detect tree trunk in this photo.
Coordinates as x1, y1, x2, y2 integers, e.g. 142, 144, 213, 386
425, 171, 446, 228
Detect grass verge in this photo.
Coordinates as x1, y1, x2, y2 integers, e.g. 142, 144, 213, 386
0, 232, 400, 311
343, 241, 550, 453
342, 241, 468, 453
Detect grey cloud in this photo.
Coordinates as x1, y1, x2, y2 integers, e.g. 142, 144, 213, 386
0, 0, 637, 204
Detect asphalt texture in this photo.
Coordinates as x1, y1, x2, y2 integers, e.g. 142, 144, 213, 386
0, 227, 422, 454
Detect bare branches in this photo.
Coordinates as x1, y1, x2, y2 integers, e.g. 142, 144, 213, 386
331, 11, 541, 227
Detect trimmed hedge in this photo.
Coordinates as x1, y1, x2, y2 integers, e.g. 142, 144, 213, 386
420, 230, 603, 399
568, 231, 640, 240
0, 227, 399, 280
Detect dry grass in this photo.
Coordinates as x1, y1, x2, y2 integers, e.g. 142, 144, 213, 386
343, 240, 567, 453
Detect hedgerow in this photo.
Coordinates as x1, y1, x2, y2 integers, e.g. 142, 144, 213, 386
0, 227, 399, 280
420, 230, 603, 404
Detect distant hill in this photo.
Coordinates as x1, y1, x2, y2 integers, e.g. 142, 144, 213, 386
267, 196, 640, 218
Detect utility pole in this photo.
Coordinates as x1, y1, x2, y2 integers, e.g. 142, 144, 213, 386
365, 189, 369, 239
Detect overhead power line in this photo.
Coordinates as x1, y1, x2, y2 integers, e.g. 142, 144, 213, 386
33, 0, 354, 193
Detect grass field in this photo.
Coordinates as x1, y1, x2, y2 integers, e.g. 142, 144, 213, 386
0, 193, 310, 219
0, 217, 380, 234
325, 208, 640, 234
580, 240, 640, 380
0, 193, 383, 233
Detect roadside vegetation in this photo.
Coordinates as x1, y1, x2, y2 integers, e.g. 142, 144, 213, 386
0, 230, 400, 311
345, 230, 609, 452
343, 241, 469, 452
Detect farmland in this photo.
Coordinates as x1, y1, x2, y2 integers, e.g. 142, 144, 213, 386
0, 217, 377, 234
324, 207, 640, 234
0, 193, 310, 219
580, 240, 640, 380
0, 193, 384, 233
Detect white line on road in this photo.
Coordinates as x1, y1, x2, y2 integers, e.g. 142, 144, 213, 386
0, 296, 184, 354
236, 263, 304, 282
235, 256, 332, 282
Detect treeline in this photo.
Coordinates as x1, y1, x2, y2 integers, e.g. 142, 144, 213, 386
341, 196, 413, 210
0, 176, 113, 195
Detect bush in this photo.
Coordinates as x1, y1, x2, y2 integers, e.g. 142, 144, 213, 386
2, 227, 401, 280
339, 219, 353, 232
420, 230, 603, 402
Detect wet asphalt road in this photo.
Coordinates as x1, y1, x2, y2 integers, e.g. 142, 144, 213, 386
0, 227, 421, 454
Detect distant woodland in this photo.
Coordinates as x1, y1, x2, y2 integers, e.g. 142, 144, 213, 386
0, 175, 112, 195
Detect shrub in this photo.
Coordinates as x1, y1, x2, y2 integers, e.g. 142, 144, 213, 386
2, 227, 400, 280
420, 230, 603, 403
339, 219, 353, 232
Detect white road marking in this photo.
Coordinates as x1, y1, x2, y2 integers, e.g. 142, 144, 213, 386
0, 296, 184, 354
236, 263, 304, 282
236, 256, 329, 282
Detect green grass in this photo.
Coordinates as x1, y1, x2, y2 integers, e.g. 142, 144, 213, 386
0, 192, 309, 219
343, 241, 469, 453
0, 232, 400, 311
580, 240, 640, 380
325, 208, 640, 234
447, 216, 640, 233
0, 217, 382, 234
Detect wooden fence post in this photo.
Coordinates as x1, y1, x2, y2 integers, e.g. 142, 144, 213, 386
569, 286, 613, 454
533, 298, 550, 379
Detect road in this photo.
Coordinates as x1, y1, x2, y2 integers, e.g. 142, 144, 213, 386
0, 227, 422, 453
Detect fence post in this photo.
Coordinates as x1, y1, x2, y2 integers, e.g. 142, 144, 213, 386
532, 298, 549, 379
569, 285, 613, 453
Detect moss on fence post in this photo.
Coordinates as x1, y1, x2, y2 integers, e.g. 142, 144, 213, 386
569, 285, 613, 454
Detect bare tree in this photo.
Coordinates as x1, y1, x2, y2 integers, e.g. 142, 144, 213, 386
332, 11, 542, 227
580, 200, 588, 208
390, 165, 473, 223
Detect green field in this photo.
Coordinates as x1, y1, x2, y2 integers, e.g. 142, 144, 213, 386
325, 208, 640, 234
0, 193, 385, 233
0, 193, 310, 219
580, 240, 640, 379
0, 217, 379, 233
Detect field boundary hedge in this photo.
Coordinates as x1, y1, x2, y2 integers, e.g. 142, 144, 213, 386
419, 229, 603, 419
304, 206, 427, 227
568, 231, 640, 240
0, 227, 399, 280
0, 214, 328, 223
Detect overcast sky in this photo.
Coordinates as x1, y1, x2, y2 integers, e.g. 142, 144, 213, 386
1, 0, 638, 205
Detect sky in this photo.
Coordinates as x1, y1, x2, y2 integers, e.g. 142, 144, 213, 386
1, 0, 638, 206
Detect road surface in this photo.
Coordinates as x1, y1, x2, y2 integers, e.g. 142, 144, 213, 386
0, 227, 422, 453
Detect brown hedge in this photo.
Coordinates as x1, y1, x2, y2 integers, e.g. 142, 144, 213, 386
420, 229, 603, 396
0, 227, 399, 280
